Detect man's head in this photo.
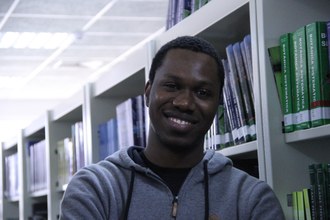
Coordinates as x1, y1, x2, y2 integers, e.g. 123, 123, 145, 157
149, 36, 224, 90
145, 36, 224, 157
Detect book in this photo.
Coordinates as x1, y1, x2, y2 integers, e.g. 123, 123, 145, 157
297, 190, 305, 220
98, 117, 119, 160
327, 21, 330, 84
222, 59, 244, 145
280, 33, 295, 133
27, 140, 46, 192
292, 191, 298, 220
57, 137, 75, 187
233, 42, 256, 140
268, 45, 283, 108
242, 35, 254, 100
309, 164, 319, 220
241, 35, 254, 103
292, 26, 311, 130
303, 188, 312, 220
72, 121, 85, 171
116, 95, 146, 149
216, 104, 233, 149
326, 163, 330, 220
306, 21, 330, 127
226, 45, 250, 142
4, 152, 19, 199
165, 0, 177, 30
315, 163, 328, 219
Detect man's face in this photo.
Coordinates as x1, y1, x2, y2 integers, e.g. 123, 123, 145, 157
145, 48, 220, 153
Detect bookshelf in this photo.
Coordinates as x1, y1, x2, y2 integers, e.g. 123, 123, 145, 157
21, 114, 48, 220
47, 89, 84, 220
1, 138, 20, 220
1, 0, 330, 219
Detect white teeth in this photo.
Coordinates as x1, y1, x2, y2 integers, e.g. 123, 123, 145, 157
170, 117, 191, 125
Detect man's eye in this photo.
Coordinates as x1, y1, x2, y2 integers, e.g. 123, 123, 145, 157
197, 89, 211, 98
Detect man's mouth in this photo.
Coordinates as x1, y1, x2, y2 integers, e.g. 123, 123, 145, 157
168, 117, 192, 125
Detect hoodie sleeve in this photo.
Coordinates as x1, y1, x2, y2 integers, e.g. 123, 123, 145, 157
246, 181, 285, 220
59, 165, 120, 220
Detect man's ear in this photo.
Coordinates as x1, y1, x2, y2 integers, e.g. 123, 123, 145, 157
144, 81, 151, 107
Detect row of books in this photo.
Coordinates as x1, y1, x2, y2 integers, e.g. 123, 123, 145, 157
56, 121, 86, 188
4, 152, 19, 200
27, 140, 47, 193
269, 21, 330, 133
205, 34, 256, 150
98, 94, 146, 160
166, 0, 211, 30
290, 163, 330, 220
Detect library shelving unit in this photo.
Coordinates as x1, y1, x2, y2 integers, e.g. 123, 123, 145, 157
86, 46, 148, 164
255, 0, 330, 217
1, 137, 20, 220
1, 0, 330, 219
21, 113, 48, 220
46, 89, 84, 220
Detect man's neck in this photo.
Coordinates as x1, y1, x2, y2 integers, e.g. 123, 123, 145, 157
143, 144, 204, 168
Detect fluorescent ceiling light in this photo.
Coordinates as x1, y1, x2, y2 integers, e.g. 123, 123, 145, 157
0, 32, 20, 48
0, 32, 73, 49
0, 76, 25, 88
43, 33, 70, 49
29, 32, 52, 49
13, 32, 36, 48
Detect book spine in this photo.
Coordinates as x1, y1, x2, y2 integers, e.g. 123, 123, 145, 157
226, 44, 249, 143
292, 191, 298, 220
233, 42, 256, 138
303, 188, 312, 220
306, 21, 330, 127
280, 33, 295, 133
243, 35, 254, 95
326, 163, 330, 219
297, 191, 306, 220
268, 45, 283, 108
240, 41, 254, 101
222, 59, 241, 145
309, 164, 319, 220
316, 163, 327, 219
292, 26, 311, 130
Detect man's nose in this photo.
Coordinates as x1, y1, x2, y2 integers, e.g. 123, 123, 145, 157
172, 90, 196, 111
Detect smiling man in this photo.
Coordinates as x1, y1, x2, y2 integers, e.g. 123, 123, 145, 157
60, 36, 285, 220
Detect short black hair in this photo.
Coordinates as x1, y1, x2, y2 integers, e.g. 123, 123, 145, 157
148, 35, 224, 91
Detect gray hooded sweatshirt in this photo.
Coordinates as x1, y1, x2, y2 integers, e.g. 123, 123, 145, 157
60, 146, 285, 220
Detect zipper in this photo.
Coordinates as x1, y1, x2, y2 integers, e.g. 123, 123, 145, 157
171, 196, 178, 218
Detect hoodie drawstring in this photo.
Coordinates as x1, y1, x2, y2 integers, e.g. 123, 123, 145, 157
123, 166, 136, 220
203, 160, 209, 220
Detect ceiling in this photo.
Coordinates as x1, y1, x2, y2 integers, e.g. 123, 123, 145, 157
0, 0, 168, 142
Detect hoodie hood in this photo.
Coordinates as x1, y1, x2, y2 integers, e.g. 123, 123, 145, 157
106, 146, 233, 175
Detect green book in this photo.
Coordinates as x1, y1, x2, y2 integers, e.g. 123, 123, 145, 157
292, 26, 311, 130
268, 45, 283, 109
292, 191, 299, 220
297, 191, 305, 220
316, 163, 329, 220
280, 33, 295, 133
309, 164, 319, 220
326, 163, 330, 218
306, 21, 330, 127
303, 188, 312, 220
